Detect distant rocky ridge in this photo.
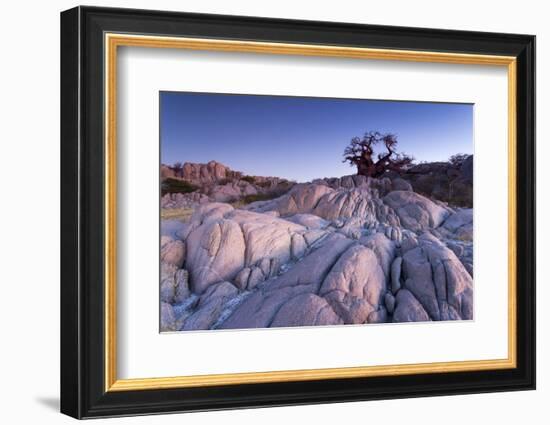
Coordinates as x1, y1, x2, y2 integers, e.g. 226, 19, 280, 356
161, 160, 295, 207
161, 156, 473, 210
160, 164, 474, 332
161, 160, 243, 183
161, 160, 290, 186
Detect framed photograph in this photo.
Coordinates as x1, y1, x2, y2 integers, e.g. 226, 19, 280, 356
60, 6, 536, 419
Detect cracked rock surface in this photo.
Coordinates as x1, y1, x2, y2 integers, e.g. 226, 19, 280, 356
160, 174, 473, 331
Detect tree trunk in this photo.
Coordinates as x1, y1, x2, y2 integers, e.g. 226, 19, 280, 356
355, 152, 377, 177
356, 162, 369, 176
357, 163, 381, 177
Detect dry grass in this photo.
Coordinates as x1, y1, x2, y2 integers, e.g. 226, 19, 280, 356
230, 193, 281, 209
160, 208, 194, 223
230, 200, 246, 209
455, 233, 473, 242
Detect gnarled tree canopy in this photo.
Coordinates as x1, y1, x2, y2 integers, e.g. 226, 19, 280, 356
343, 131, 414, 178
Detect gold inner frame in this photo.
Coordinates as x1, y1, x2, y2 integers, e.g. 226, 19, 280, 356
104, 33, 517, 392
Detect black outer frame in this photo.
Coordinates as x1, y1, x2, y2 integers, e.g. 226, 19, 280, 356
60, 6, 536, 419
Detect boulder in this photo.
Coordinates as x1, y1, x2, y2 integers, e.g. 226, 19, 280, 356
182, 301, 222, 331
401, 234, 419, 253
392, 289, 431, 323
291, 234, 308, 259
313, 189, 374, 221
455, 225, 473, 241
390, 257, 403, 294
359, 232, 396, 279
160, 261, 177, 282
320, 174, 392, 194
188, 202, 235, 227
228, 209, 305, 266
383, 191, 450, 232
160, 278, 175, 304
441, 208, 473, 241
285, 213, 330, 229
385, 293, 396, 314
441, 209, 473, 232
446, 241, 464, 258
240, 182, 258, 196
185, 219, 245, 293
183, 281, 239, 330
392, 177, 413, 192
161, 191, 211, 210
248, 181, 404, 230
320, 244, 386, 324
185, 205, 310, 294
368, 306, 388, 323
159, 264, 190, 304
160, 302, 177, 331
174, 269, 191, 303
160, 220, 188, 239
258, 258, 271, 277
401, 233, 473, 320
270, 294, 343, 327
303, 229, 328, 246
219, 283, 319, 330
337, 217, 367, 239
246, 266, 266, 290
219, 233, 354, 329
276, 184, 335, 216
401, 244, 439, 319
160, 235, 173, 248
234, 267, 251, 290
209, 183, 241, 202
197, 281, 239, 307
160, 239, 185, 268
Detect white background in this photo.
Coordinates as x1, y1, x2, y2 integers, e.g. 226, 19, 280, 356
0, 1, 546, 424
118, 47, 508, 379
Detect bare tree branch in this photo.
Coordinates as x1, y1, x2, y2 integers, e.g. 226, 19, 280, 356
342, 131, 413, 177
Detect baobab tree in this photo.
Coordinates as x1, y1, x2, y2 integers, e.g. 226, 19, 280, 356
343, 131, 414, 177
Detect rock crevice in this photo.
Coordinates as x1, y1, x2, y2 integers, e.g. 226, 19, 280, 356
160, 171, 474, 331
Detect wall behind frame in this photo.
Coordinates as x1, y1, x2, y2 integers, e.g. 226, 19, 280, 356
0, 1, 544, 425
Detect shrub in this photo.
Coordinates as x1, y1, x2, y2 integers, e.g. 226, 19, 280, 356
408, 174, 472, 208
241, 175, 256, 184
161, 178, 199, 195
448, 153, 470, 167
241, 193, 279, 204
160, 208, 194, 223
217, 178, 232, 185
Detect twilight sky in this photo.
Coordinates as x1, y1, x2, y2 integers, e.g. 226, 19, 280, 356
160, 91, 473, 182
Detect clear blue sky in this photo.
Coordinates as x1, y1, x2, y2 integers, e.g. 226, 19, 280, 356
160, 91, 473, 182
